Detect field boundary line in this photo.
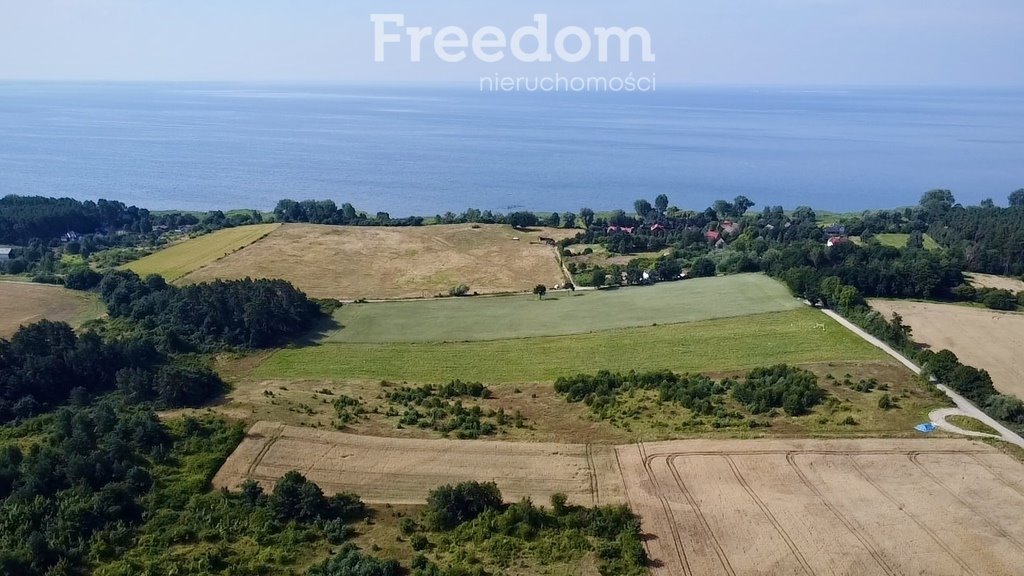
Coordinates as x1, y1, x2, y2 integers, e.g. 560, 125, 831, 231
585, 444, 598, 506
846, 455, 977, 576
908, 452, 1024, 553
667, 455, 736, 576
638, 443, 692, 576
723, 455, 814, 576
785, 453, 896, 576
176, 224, 281, 283
246, 425, 284, 477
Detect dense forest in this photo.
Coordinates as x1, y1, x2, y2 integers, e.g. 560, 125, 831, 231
98, 270, 324, 351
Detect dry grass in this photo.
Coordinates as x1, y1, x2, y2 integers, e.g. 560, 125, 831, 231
125, 223, 280, 281
181, 223, 575, 300
871, 300, 1024, 399
967, 273, 1024, 293
0, 281, 104, 338
620, 438, 1024, 576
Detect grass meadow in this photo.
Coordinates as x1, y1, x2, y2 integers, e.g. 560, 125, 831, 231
254, 307, 888, 383
324, 274, 803, 343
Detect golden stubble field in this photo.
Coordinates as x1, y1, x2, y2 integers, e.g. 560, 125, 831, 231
0, 281, 104, 338
181, 223, 575, 300
967, 273, 1024, 293
215, 426, 1024, 576
871, 299, 1024, 399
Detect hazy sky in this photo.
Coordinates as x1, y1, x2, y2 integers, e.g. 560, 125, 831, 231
1, 0, 1022, 86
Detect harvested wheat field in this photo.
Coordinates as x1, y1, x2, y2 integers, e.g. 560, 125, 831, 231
213, 422, 627, 506
871, 299, 1024, 398
214, 427, 1024, 575
182, 223, 573, 300
967, 273, 1024, 293
0, 281, 104, 338
619, 438, 1024, 576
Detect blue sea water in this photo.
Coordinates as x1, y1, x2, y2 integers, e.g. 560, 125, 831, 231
0, 82, 1021, 215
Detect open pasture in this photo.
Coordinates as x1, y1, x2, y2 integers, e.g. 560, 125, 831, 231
0, 281, 104, 338
871, 299, 1024, 399
620, 438, 1024, 576
252, 308, 888, 383
124, 223, 280, 281
325, 274, 802, 343
181, 223, 574, 300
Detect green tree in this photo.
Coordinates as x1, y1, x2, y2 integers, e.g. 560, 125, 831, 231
424, 481, 503, 530
1009, 189, 1024, 208
546, 212, 561, 227
634, 199, 653, 219
562, 212, 577, 228
579, 208, 595, 227
533, 284, 547, 299
655, 194, 669, 214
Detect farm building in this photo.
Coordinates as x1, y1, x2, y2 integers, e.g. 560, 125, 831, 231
827, 236, 850, 248
720, 220, 741, 235
705, 230, 721, 243
0, 247, 13, 260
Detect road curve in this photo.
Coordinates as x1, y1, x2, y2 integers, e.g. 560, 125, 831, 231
820, 308, 1024, 449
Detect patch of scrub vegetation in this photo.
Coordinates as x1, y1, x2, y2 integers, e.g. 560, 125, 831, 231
947, 415, 1001, 436
555, 366, 824, 432
553, 364, 945, 438
392, 482, 646, 576
385, 379, 528, 436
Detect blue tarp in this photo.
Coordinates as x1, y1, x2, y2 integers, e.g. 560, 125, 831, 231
915, 423, 937, 433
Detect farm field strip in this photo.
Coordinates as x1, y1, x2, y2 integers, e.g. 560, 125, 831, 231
181, 223, 573, 300
124, 223, 280, 281
324, 274, 803, 343
213, 422, 627, 506
869, 299, 1024, 399
620, 438, 1024, 576
253, 308, 890, 383
0, 281, 105, 338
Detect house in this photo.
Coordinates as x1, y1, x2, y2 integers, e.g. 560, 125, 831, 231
621, 227, 634, 234
827, 236, 850, 248
720, 220, 741, 235
705, 230, 721, 243
715, 238, 727, 250
650, 223, 666, 232
0, 247, 13, 260
824, 225, 847, 237
62, 231, 80, 243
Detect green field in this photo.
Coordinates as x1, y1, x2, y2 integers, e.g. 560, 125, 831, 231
253, 307, 889, 383
325, 274, 803, 343
853, 233, 940, 250
124, 223, 280, 281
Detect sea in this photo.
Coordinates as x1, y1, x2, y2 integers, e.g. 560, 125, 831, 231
0, 82, 1021, 215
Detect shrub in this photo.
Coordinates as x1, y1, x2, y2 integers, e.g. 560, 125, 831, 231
732, 365, 825, 416
424, 482, 503, 531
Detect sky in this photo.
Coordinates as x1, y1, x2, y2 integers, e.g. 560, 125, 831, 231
0, 0, 1022, 86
